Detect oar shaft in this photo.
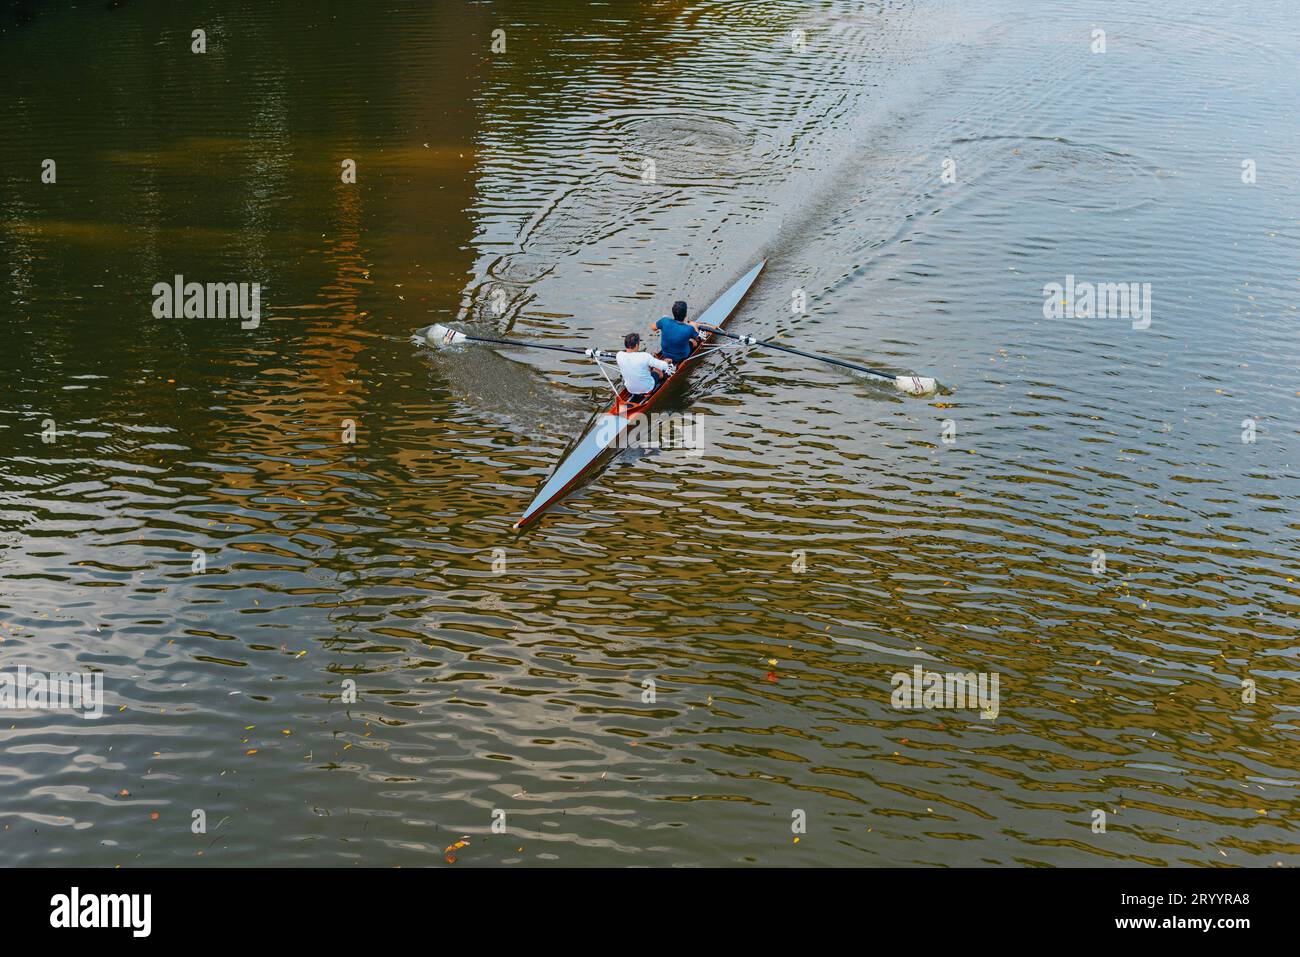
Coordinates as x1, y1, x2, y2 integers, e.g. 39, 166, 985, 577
432, 326, 615, 359
455, 332, 593, 355
705, 328, 894, 382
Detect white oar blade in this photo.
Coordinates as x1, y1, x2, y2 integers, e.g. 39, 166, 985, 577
425, 323, 467, 347
893, 375, 938, 396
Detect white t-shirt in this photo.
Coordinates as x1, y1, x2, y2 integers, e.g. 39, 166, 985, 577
616, 350, 674, 394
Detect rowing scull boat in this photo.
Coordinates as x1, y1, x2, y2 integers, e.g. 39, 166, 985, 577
417, 257, 939, 529
513, 260, 766, 529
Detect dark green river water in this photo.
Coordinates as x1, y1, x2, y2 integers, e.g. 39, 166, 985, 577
0, 0, 1297, 866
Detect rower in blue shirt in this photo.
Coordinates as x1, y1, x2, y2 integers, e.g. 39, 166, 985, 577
654, 300, 704, 363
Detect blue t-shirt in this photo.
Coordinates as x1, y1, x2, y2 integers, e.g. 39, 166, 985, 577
655, 316, 699, 361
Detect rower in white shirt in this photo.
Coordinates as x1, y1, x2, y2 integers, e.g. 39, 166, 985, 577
616, 333, 675, 403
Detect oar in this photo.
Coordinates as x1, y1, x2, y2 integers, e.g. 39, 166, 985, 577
415, 323, 616, 359
702, 327, 938, 396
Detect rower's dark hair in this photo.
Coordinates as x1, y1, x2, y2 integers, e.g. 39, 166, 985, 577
624, 332, 640, 349
672, 300, 688, 321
